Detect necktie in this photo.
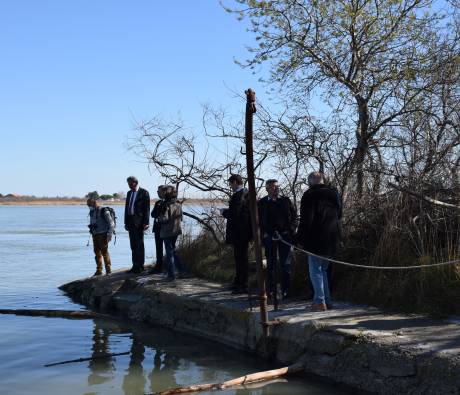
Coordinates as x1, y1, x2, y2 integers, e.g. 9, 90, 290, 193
129, 191, 136, 215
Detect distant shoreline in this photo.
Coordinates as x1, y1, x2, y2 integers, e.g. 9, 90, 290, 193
0, 199, 219, 206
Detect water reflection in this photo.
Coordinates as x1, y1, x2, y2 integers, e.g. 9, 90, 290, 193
148, 350, 180, 394
88, 320, 115, 386
80, 318, 352, 395
87, 320, 184, 395
122, 332, 146, 395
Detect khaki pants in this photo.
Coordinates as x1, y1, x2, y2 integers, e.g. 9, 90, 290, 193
92, 234, 111, 273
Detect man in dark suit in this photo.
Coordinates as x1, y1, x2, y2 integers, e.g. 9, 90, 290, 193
124, 176, 150, 273
258, 179, 297, 300
221, 174, 252, 294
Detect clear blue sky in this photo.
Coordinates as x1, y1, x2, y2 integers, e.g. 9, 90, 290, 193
0, 0, 267, 197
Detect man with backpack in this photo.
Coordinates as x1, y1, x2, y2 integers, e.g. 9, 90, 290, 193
87, 198, 115, 276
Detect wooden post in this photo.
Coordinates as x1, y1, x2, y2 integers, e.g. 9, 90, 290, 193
244, 89, 270, 337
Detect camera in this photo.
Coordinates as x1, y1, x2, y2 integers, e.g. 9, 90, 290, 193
88, 224, 97, 234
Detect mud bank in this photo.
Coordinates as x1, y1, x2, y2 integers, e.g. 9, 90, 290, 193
60, 271, 460, 394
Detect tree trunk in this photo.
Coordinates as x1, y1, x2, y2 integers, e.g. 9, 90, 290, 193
355, 96, 370, 197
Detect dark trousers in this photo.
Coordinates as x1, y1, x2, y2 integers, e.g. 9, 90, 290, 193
127, 218, 145, 269
154, 231, 163, 268
232, 239, 249, 288
263, 233, 292, 294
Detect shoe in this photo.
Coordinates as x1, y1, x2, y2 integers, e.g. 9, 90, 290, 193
311, 303, 327, 311
165, 276, 176, 282
149, 265, 163, 274
231, 286, 248, 295
93, 271, 102, 276
127, 267, 142, 274
326, 303, 333, 310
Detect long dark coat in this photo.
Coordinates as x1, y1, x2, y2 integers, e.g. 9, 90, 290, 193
296, 184, 341, 256
222, 188, 253, 244
151, 199, 164, 233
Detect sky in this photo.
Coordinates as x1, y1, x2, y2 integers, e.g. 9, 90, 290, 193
0, 0, 268, 197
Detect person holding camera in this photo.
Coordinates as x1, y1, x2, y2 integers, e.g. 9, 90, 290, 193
149, 185, 167, 274
87, 198, 115, 276
158, 185, 185, 281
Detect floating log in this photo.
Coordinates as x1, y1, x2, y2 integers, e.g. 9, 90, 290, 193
150, 363, 303, 395
44, 351, 130, 367
0, 309, 112, 320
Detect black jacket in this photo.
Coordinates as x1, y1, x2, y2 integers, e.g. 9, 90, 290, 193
258, 195, 297, 236
222, 188, 252, 244
297, 185, 341, 256
151, 199, 164, 233
124, 187, 150, 229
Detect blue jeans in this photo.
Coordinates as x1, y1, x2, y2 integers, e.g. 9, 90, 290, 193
263, 233, 292, 294
308, 255, 331, 305
163, 236, 184, 279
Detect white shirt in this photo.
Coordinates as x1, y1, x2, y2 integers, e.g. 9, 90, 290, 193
128, 187, 139, 215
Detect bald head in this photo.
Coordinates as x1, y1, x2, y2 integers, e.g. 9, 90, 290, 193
308, 171, 326, 187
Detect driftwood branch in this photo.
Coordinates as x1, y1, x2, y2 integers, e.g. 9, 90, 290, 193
44, 351, 130, 367
0, 309, 113, 320
149, 363, 303, 395
388, 182, 460, 211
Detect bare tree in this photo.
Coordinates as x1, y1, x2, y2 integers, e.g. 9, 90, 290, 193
224, 0, 459, 196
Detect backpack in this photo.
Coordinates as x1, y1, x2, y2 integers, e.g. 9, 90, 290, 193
100, 207, 117, 243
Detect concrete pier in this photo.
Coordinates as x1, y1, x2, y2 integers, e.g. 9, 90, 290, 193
60, 270, 460, 394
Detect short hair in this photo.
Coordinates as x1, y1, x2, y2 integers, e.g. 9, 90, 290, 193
163, 185, 178, 200
228, 174, 243, 185
126, 176, 138, 184
307, 171, 325, 186
265, 179, 278, 188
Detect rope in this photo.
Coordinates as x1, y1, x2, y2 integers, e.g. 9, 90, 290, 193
272, 232, 460, 270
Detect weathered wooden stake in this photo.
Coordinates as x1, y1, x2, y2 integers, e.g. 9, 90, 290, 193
244, 88, 270, 337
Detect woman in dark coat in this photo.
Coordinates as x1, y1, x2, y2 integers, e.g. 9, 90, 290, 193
158, 185, 184, 281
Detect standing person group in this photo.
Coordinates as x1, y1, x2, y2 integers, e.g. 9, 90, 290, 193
86, 170, 342, 311
221, 171, 341, 311
86, 177, 185, 281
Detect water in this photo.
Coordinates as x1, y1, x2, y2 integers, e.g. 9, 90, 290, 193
0, 206, 350, 394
